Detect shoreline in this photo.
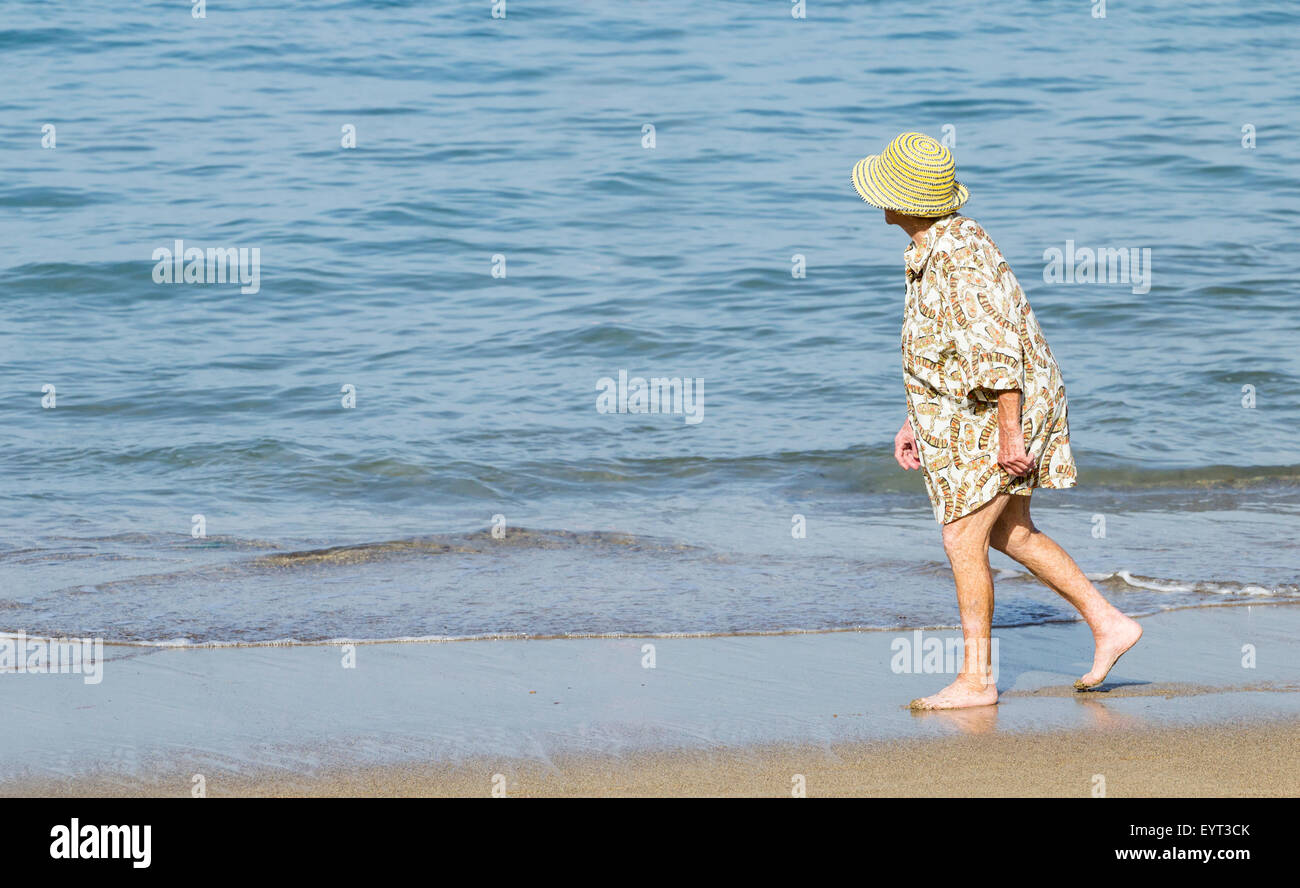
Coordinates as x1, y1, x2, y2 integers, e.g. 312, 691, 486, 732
2, 603, 1297, 797
5, 594, 1295, 651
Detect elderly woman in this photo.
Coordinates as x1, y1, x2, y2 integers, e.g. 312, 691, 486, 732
852, 132, 1143, 709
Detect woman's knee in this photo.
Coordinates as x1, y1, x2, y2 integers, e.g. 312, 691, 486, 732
990, 516, 1037, 556
941, 522, 987, 560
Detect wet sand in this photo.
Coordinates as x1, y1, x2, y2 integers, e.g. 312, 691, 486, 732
2, 603, 1297, 797
15, 720, 1296, 797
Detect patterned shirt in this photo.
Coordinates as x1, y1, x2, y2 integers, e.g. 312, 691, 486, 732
901, 214, 1077, 523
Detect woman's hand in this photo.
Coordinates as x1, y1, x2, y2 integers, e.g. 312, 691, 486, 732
996, 390, 1036, 476
997, 427, 1036, 476
894, 418, 922, 470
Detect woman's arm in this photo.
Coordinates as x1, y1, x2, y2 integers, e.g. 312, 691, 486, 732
996, 390, 1036, 476
934, 256, 1025, 401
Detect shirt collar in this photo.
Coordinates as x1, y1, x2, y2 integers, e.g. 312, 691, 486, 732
904, 213, 959, 278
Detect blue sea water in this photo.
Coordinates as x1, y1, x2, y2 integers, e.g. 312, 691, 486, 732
1, 0, 1297, 644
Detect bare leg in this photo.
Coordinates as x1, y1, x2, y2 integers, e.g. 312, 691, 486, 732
909, 494, 1012, 710
989, 494, 1142, 689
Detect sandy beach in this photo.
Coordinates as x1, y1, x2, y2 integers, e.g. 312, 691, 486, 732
18, 720, 1295, 798
3, 602, 1297, 797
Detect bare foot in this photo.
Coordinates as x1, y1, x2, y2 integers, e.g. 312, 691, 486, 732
908, 677, 998, 710
1074, 612, 1143, 690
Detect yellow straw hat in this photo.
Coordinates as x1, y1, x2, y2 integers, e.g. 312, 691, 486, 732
851, 131, 969, 216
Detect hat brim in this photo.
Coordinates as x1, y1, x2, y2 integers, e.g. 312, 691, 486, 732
851, 154, 969, 217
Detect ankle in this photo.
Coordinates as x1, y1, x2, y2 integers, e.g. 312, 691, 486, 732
956, 672, 996, 691
1087, 606, 1125, 631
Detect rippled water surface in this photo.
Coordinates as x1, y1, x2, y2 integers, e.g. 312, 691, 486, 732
2, 0, 1298, 643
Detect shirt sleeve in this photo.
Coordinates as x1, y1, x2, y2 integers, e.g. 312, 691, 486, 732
934, 253, 1024, 400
